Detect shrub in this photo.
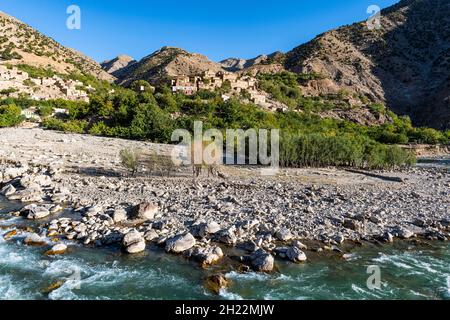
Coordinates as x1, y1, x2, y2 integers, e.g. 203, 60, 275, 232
119, 148, 142, 176
38, 105, 54, 118
0, 104, 23, 127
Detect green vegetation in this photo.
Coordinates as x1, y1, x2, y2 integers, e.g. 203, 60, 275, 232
37, 105, 54, 118
119, 148, 142, 176
257, 72, 334, 111
0, 104, 23, 127
1, 66, 448, 170
280, 132, 415, 169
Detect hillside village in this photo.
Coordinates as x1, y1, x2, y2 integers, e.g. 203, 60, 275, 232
171, 70, 284, 110
0, 64, 91, 102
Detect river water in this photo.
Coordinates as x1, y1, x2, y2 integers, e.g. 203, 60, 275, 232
0, 159, 449, 300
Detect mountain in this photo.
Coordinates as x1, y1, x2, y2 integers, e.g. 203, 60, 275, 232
113, 46, 225, 86
273, 0, 450, 129
220, 52, 284, 72
0, 11, 113, 81
101, 55, 136, 78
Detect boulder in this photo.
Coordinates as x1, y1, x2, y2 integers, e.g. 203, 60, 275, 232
130, 202, 158, 221
112, 208, 128, 223
397, 228, 415, 239
24, 233, 46, 246
22, 204, 51, 220
165, 233, 196, 253
380, 231, 394, 243
20, 174, 52, 188
144, 229, 159, 242
46, 243, 68, 255
205, 274, 230, 295
190, 246, 224, 265
292, 240, 308, 250
216, 228, 237, 246
122, 230, 146, 254
0, 184, 16, 196
202, 221, 221, 235
126, 241, 146, 254
286, 246, 307, 263
275, 228, 293, 241
250, 250, 274, 272
2, 166, 28, 181
237, 240, 259, 253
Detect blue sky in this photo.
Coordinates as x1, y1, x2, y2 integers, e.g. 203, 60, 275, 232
1, 0, 399, 62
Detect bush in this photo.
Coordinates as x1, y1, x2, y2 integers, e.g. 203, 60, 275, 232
38, 105, 54, 118
119, 148, 142, 176
0, 104, 23, 127
279, 132, 415, 169
42, 118, 87, 133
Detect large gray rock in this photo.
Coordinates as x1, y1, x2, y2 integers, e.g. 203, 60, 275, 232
250, 250, 274, 272
122, 230, 146, 254
397, 228, 415, 239
112, 208, 128, 223
190, 246, 224, 265
286, 246, 307, 263
2, 166, 28, 181
130, 202, 158, 221
165, 233, 196, 253
22, 204, 51, 220
216, 228, 237, 245
275, 228, 293, 241
0, 184, 16, 196
20, 174, 52, 188
24, 233, 46, 245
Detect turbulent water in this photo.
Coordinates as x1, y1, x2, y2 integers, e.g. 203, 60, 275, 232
0, 159, 449, 300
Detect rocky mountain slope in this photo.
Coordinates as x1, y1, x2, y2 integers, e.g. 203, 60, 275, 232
100, 55, 136, 78
237, 0, 450, 129
0, 11, 114, 81
220, 52, 284, 72
114, 47, 225, 86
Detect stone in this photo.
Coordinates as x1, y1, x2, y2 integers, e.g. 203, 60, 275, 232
344, 219, 365, 232
24, 233, 46, 246
165, 233, 196, 253
130, 202, 158, 221
292, 240, 308, 250
333, 235, 345, 244
123, 230, 142, 246
22, 204, 51, 220
205, 274, 230, 295
46, 243, 68, 255
3, 229, 18, 240
112, 208, 128, 223
122, 230, 146, 254
2, 166, 28, 180
250, 250, 274, 272
0, 184, 16, 196
216, 229, 237, 246
380, 232, 394, 243
237, 240, 259, 253
275, 228, 293, 241
397, 228, 415, 239
286, 246, 307, 263
191, 246, 224, 265
126, 241, 146, 254
203, 221, 221, 235
144, 229, 159, 241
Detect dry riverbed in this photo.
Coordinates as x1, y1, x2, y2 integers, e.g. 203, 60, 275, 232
1, 127, 449, 275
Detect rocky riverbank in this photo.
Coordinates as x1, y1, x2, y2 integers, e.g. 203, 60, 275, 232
0, 128, 449, 275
